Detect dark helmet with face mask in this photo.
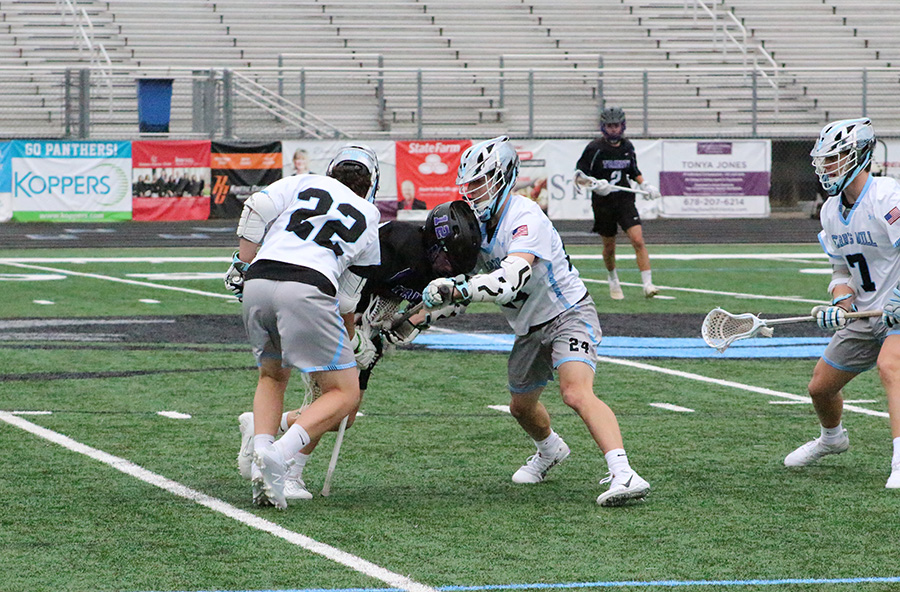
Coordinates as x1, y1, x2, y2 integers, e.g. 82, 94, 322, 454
424, 200, 482, 276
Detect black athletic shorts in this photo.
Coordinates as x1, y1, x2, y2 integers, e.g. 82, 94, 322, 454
591, 194, 641, 237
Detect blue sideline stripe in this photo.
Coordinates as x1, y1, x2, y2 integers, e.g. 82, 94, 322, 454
414, 335, 830, 359
156, 574, 900, 592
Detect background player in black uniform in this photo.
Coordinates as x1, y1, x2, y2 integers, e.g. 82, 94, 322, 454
576, 107, 661, 300
237, 200, 481, 500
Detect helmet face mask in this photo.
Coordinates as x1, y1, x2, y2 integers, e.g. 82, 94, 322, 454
810, 118, 875, 196
424, 200, 481, 276
456, 136, 519, 223
326, 144, 380, 203
600, 106, 627, 142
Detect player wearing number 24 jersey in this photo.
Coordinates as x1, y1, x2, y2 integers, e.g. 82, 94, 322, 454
422, 136, 650, 506
785, 118, 900, 490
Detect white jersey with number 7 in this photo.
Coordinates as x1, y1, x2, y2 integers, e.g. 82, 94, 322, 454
818, 175, 900, 312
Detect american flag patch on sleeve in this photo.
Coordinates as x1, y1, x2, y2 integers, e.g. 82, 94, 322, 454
512, 224, 529, 238
885, 207, 900, 225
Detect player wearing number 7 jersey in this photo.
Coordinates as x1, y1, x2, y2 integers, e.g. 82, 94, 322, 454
230, 145, 381, 508
423, 136, 649, 506
785, 118, 900, 489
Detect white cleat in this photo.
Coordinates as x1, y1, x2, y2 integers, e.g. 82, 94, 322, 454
512, 439, 571, 484
284, 465, 313, 501
784, 430, 849, 467
643, 284, 659, 299
609, 283, 625, 300
237, 412, 254, 480
254, 445, 291, 510
596, 470, 650, 507
250, 462, 271, 507
887, 463, 900, 489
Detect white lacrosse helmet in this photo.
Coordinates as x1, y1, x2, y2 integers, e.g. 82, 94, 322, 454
456, 136, 519, 222
326, 144, 380, 203
810, 118, 875, 196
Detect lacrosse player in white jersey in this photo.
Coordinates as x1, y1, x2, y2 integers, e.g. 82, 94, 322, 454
423, 136, 650, 506
785, 118, 900, 489
224, 145, 382, 509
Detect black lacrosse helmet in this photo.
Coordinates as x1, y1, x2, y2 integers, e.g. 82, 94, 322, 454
600, 106, 626, 141
424, 200, 481, 277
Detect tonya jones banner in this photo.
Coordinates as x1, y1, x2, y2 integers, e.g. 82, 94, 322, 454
11, 140, 132, 221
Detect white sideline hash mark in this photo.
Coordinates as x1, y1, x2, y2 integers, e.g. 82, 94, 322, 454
488, 405, 511, 414
157, 411, 191, 419
0, 411, 438, 592
649, 403, 695, 413
11, 411, 52, 415
33, 300, 55, 305
140, 299, 161, 304
597, 357, 888, 419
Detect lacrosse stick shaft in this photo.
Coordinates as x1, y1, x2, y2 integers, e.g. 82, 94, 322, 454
320, 415, 348, 497
390, 301, 424, 330
574, 170, 649, 196
764, 309, 882, 326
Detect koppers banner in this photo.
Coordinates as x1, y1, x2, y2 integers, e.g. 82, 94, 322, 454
0, 142, 10, 222
132, 140, 211, 221
658, 140, 771, 217
282, 140, 397, 220
210, 141, 282, 219
11, 140, 132, 221
395, 140, 471, 212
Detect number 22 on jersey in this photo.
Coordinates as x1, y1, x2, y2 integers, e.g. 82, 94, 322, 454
286, 188, 365, 256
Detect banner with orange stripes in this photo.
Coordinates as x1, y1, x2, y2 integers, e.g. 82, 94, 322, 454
210, 141, 282, 219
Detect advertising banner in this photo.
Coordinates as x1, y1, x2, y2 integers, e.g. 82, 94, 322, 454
210, 141, 282, 219
282, 140, 397, 220
11, 140, 132, 221
658, 140, 771, 218
132, 140, 211, 221
0, 142, 10, 222
395, 140, 471, 214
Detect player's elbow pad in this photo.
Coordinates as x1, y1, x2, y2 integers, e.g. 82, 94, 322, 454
337, 274, 366, 315
468, 256, 532, 305
237, 191, 280, 243
828, 263, 853, 294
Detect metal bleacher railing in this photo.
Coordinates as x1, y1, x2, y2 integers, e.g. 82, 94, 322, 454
1, 62, 898, 141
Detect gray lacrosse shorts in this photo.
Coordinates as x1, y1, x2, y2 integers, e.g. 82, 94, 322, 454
822, 315, 896, 374
242, 278, 356, 373
507, 295, 602, 394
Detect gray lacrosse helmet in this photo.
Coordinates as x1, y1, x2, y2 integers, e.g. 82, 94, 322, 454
456, 136, 520, 223
600, 106, 627, 141
326, 144, 380, 203
810, 117, 875, 196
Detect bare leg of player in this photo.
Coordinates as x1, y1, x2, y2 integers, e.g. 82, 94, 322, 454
625, 225, 658, 297
601, 235, 624, 300
877, 335, 900, 487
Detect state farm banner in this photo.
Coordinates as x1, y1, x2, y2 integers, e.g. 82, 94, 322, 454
395, 140, 471, 212
282, 140, 397, 220
210, 141, 282, 219
658, 140, 771, 218
535, 139, 662, 221
0, 142, 10, 222
11, 140, 132, 222
132, 140, 211, 221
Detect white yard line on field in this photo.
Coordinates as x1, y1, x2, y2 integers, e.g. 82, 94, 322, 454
596, 356, 887, 418
0, 411, 438, 592
582, 278, 825, 304
649, 403, 695, 413
0, 261, 235, 300
570, 253, 828, 261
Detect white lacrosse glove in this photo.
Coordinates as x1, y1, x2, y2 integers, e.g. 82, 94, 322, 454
883, 285, 900, 328
224, 251, 250, 300
811, 305, 848, 332
424, 302, 466, 325
384, 321, 420, 346
423, 277, 456, 308
592, 178, 613, 196
352, 330, 378, 369
639, 182, 661, 201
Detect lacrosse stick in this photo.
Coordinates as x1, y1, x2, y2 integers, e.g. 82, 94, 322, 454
320, 415, 348, 497
574, 170, 649, 197
702, 307, 883, 353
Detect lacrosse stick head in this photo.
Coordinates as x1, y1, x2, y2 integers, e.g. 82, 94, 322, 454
573, 169, 597, 190
701, 308, 774, 353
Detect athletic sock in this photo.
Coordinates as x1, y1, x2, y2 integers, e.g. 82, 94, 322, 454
279, 412, 290, 434
641, 270, 653, 287
892, 437, 900, 467
605, 448, 632, 476
608, 270, 620, 285
289, 452, 310, 477
821, 423, 845, 442
535, 430, 561, 455
275, 423, 311, 458
253, 434, 275, 453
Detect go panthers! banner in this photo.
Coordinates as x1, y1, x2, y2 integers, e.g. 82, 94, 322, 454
11, 140, 132, 221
